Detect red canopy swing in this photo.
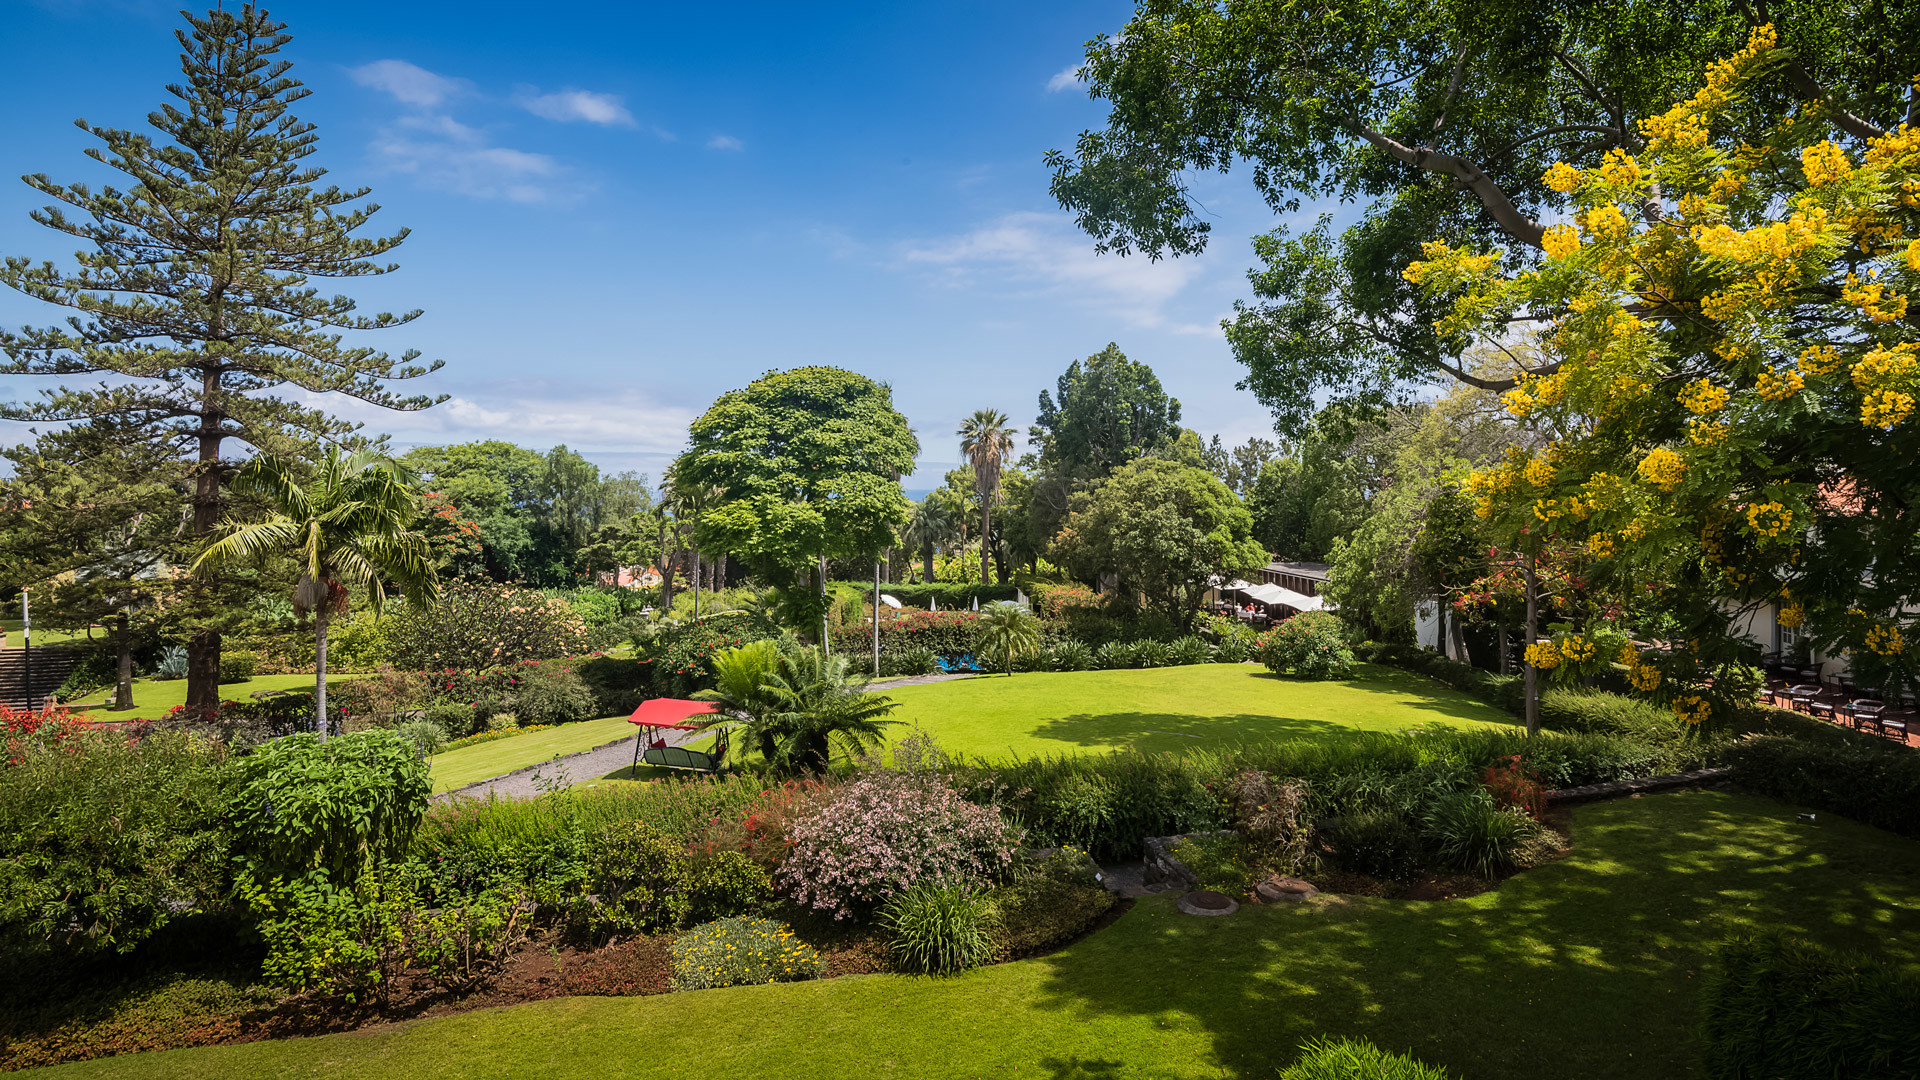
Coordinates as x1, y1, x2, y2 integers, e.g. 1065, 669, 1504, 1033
627, 698, 721, 771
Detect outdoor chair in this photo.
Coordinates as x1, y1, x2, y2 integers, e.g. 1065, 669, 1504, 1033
1879, 715, 1910, 743
1807, 699, 1837, 723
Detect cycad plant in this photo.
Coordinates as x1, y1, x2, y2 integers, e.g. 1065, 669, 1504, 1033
976, 600, 1041, 675
193, 448, 437, 734
694, 644, 900, 772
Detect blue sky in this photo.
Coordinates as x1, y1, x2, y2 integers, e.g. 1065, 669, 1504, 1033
0, 0, 1341, 487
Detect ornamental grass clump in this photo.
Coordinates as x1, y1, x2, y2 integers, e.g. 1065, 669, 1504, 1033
884, 881, 993, 975
778, 771, 1020, 919
668, 916, 821, 991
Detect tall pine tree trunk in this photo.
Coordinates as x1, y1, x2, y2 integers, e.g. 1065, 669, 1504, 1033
186, 427, 223, 712
112, 613, 133, 711
314, 609, 331, 739
980, 502, 992, 585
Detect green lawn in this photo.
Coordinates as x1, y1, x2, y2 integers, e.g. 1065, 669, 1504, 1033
30, 789, 1920, 1079
883, 662, 1518, 759
65, 674, 361, 721
431, 714, 641, 793
1, 619, 94, 647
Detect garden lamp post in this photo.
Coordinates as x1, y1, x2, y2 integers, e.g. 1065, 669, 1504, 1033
19, 589, 31, 711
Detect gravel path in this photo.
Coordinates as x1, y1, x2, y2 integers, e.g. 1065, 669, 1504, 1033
433, 723, 709, 803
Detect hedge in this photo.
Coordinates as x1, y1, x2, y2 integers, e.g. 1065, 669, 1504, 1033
1701, 932, 1920, 1079
1721, 735, 1920, 840
833, 581, 1019, 609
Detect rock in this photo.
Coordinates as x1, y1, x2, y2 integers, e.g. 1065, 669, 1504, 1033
1256, 876, 1319, 903
1176, 890, 1240, 917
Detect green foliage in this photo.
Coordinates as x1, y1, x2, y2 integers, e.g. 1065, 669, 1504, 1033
679, 850, 773, 926
676, 367, 919, 585
1047, 640, 1094, 671
696, 645, 901, 773
385, 581, 590, 676
880, 646, 942, 677
1323, 809, 1424, 882
980, 848, 1115, 962
0, 731, 232, 960
395, 718, 447, 757
974, 601, 1042, 674
558, 823, 688, 937
1094, 640, 1138, 670
1723, 735, 1920, 840
848, 582, 1019, 608
643, 611, 781, 698
1171, 832, 1250, 894
1257, 612, 1357, 679
884, 881, 993, 975
1133, 640, 1173, 668
1700, 932, 1920, 1080
1169, 635, 1213, 666
1420, 789, 1556, 878
1031, 343, 1182, 477
240, 860, 526, 1005
226, 730, 431, 885
423, 702, 477, 738
669, 917, 822, 992
1212, 635, 1251, 663
504, 664, 598, 727
1246, 424, 1371, 562
1278, 1037, 1456, 1080
1051, 457, 1267, 625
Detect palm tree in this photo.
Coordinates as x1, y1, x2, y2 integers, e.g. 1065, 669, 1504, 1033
193, 448, 437, 735
693, 644, 899, 773
976, 600, 1041, 674
957, 409, 1015, 584
901, 491, 959, 584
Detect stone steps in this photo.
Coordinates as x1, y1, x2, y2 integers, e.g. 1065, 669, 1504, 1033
0, 646, 83, 710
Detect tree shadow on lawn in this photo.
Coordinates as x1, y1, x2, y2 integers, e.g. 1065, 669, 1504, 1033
1019, 790, 1920, 1080
1024, 711, 1396, 751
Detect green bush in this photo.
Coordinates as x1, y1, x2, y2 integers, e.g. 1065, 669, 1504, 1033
679, 849, 773, 925
1539, 687, 1675, 736
1094, 640, 1137, 669
506, 664, 599, 726
1048, 640, 1094, 672
216, 649, 258, 683
51, 646, 115, 703
0, 731, 232, 962
669, 917, 822, 991
423, 702, 477, 738
1256, 612, 1356, 679
1701, 932, 1920, 1080
226, 729, 431, 886
841, 581, 1019, 609
1722, 735, 1920, 839
1171, 832, 1249, 894
1324, 809, 1424, 881
884, 881, 993, 975
564, 654, 650, 717
386, 581, 591, 675
1279, 1037, 1456, 1079
556, 823, 688, 937
981, 848, 1113, 962
644, 612, 782, 698
1134, 640, 1173, 668
1169, 635, 1213, 666
881, 646, 942, 677
395, 718, 446, 757
1213, 635, 1251, 663
1420, 788, 1555, 878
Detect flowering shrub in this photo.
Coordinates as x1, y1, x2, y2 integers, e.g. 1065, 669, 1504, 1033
643, 612, 779, 698
385, 581, 590, 675
876, 610, 987, 661
778, 771, 1020, 919
1255, 611, 1356, 680
668, 916, 821, 991
1481, 755, 1547, 820
2, 702, 102, 763
693, 777, 840, 872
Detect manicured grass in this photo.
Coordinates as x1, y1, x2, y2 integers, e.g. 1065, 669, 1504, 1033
1, 619, 95, 646
431, 714, 640, 793
31, 789, 1920, 1079
64, 674, 362, 722
883, 662, 1519, 760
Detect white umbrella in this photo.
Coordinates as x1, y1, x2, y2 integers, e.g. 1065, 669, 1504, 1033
879, 594, 902, 609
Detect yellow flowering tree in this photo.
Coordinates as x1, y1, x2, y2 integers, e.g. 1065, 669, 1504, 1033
1406, 27, 1920, 724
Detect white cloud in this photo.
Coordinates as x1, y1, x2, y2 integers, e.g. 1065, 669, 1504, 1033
302, 387, 697, 460
706, 134, 744, 151
520, 88, 636, 127
350, 59, 468, 108
1046, 62, 1085, 92
369, 115, 568, 203
900, 211, 1204, 327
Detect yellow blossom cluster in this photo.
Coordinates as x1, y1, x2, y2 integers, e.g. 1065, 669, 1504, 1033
1541, 224, 1582, 260
1843, 273, 1909, 323
1672, 694, 1712, 725
1851, 343, 1919, 426
1690, 208, 1835, 299
1745, 501, 1793, 539
1798, 344, 1847, 377
1543, 162, 1583, 193
1862, 389, 1916, 427
1865, 623, 1906, 657
1679, 379, 1730, 414
1598, 149, 1642, 186
1756, 368, 1804, 401
1558, 635, 1598, 663
1523, 455, 1556, 487
1636, 447, 1687, 491
1524, 641, 1562, 670
1579, 204, 1632, 242
1777, 602, 1805, 629
1628, 663, 1664, 691
1588, 533, 1619, 558
1688, 419, 1731, 447
1800, 141, 1854, 186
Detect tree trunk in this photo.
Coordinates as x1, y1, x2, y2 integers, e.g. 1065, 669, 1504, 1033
923, 545, 935, 585
112, 613, 133, 711
314, 610, 331, 740
980, 502, 992, 585
692, 551, 703, 618
185, 384, 224, 714
816, 556, 830, 655
1523, 549, 1540, 736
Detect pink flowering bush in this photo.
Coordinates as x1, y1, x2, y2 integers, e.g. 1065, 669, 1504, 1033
777, 772, 1020, 920
1255, 611, 1356, 680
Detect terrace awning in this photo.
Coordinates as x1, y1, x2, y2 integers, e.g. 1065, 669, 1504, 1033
628, 698, 718, 730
